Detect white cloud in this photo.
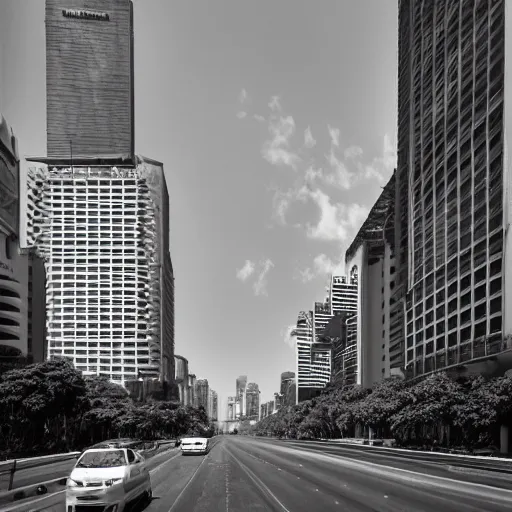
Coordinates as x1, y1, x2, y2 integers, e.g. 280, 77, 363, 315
297, 266, 315, 283
281, 324, 297, 349
328, 125, 340, 147
305, 188, 368, 242
304, 126, 316, 149
239, 88, 248, 104
296, 253, 346, 283
355, 134, 397, 185
268, 95, 282, 112
262, 114, 301, 170
304, 165, 323, 184
344, 145, 363, 159
324, 148, 353, 190
313, 254, 343, 275
254, 114, 266, 123
237, 111, 247, 119
253, 259, 274, 296
236, 260, 255, 281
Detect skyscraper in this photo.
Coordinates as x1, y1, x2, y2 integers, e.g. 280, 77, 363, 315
227, 396, 235, 421
394, 0, 512, 380
329, 275, 358, 316
312, 300, 331, 341
45, 0, 134, 160
235, 375, 247, 417
245, 382, 260, 420
21, 0, 176, 388
174, 355, 189, 405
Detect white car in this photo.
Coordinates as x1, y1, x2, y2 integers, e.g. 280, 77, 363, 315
66, 447, 152, 512
180, 437, 210, 455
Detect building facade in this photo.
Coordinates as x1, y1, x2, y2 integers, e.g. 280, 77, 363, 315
195, 379, 209, 411
227, 396, 235, 421
174, 355, 189, 405
188, 373, 197, 407
245, 382, 260, 420
22, 158, 175, 385
45, 0, 134, 160
344, 175, 395, 388
330, 275, 358, 316
0, 115, 28, 368
395, 0, 512, 381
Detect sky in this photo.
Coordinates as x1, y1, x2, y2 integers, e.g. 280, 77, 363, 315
0, 0, 398, 418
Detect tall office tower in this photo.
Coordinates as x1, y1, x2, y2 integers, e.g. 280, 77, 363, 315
23, 159, 175, 385
23, 0, 176, 387
195, 379, 209, 411
245, 382, 260, 420
312, 300, 332, 341
45, 0, 134, 160
227, 396, 235, 421
174, 355, 189, 405
396, 0, 512, 380
235, 375, 247, 417
344, 175, 396, 387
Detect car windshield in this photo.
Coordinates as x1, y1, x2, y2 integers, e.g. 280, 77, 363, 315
77, 450, 127, 468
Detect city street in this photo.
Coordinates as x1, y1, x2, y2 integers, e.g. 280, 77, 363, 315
7, 436, 512, 512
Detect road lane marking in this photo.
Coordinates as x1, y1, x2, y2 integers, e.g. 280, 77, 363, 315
224, 446, 291, 512
167, 453, 209, 512
261, 442, 512, 502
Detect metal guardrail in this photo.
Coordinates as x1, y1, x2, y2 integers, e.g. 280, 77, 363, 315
0, 439, 176, 492
0, 452, 80, 492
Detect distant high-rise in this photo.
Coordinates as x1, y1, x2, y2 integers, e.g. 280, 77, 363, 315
195, 379, 209, 411
312, 301, 331, 342
45, 0, 135, 160
329, 275, 357, 316
174, 355, 189, 405
208, 389, 218, 420
227, 396, 235, 421
235, 375, 247, 417
245, 383, 260, 420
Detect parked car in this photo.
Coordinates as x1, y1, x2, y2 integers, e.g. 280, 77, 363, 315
66, 447, 152, 512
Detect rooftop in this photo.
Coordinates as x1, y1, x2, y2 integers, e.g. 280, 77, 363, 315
345, 171, 396, 265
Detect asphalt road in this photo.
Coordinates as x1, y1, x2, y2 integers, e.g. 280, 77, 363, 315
7, 436, 512, 512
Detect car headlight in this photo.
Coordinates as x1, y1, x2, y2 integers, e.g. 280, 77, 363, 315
67, 478, 82, 487
105, 478, 123, 487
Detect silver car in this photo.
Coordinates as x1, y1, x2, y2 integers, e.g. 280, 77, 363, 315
66, 447, 152, 512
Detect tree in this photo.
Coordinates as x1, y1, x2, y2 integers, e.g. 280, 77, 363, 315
352, 377, 409, 436
390, 372, 465, 446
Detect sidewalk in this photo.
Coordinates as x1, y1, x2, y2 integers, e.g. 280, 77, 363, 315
315, 437, 512, 462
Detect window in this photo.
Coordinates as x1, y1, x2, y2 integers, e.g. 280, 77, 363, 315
127, 449, 136, 464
